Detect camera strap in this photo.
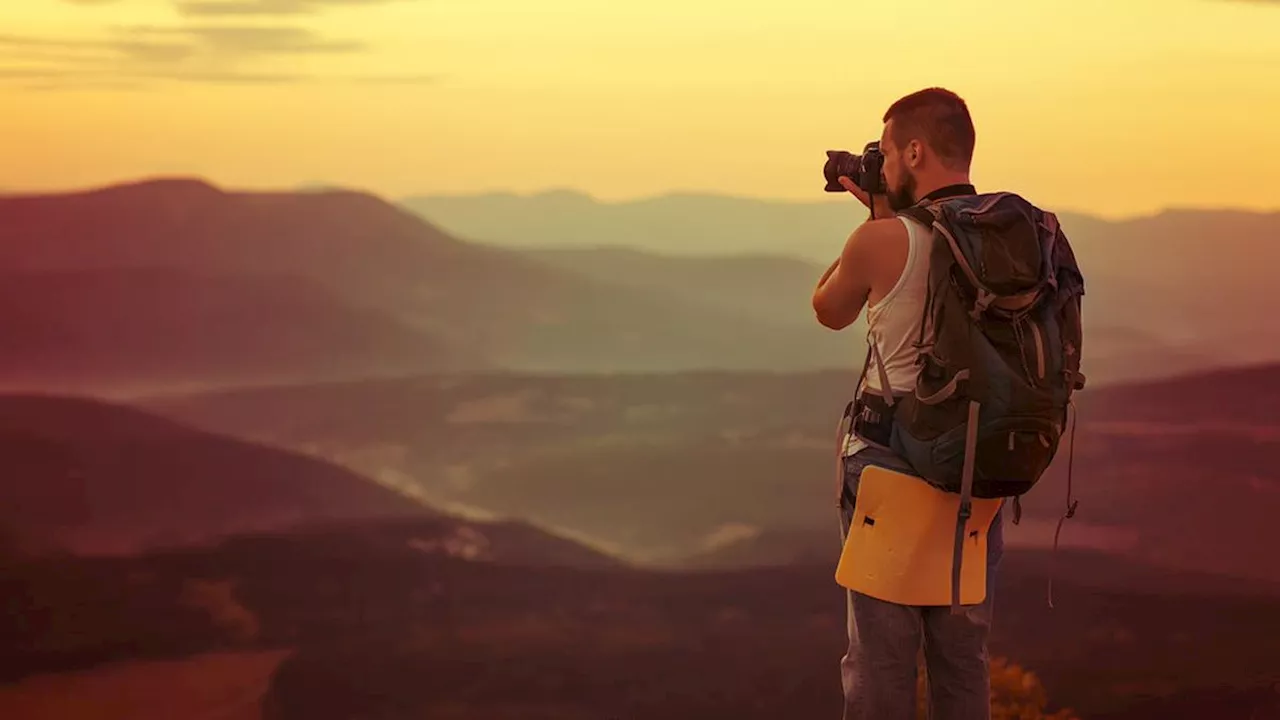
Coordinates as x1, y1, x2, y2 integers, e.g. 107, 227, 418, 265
916, 183, 976, 206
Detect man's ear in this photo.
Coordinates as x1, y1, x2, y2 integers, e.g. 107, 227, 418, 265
906, 140, 923, 168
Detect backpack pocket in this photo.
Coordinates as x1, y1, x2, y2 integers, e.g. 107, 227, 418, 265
891, 412, 1059, 499
971, 415, 1060, 497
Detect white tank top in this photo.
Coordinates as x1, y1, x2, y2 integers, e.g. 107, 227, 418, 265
862, 215, 931, 395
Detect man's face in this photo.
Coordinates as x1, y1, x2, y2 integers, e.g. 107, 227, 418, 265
879, 120, 917, 212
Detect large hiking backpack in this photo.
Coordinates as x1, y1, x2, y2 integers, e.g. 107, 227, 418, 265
863, 191, 1086, 613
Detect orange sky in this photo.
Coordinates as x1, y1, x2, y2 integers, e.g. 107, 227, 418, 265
2, 0, 1279, 218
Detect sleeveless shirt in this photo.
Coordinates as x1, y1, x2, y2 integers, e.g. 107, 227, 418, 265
862, 215, 931, 395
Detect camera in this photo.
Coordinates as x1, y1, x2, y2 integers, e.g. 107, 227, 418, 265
823, 141, 886, 194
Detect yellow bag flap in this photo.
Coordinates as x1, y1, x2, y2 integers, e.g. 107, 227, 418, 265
835, 464, 1002, 606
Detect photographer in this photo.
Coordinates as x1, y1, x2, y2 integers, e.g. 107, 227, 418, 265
812, 87, 1006, 720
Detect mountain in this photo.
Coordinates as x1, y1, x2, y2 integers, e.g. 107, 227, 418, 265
520, 247, 1211, 387
0, 268, 460, 395
525, 246, 827, 329
0, 178, 855, 380
141, 362, 1280, 585
0, 394, 436, 555
3, 529, 1278, 719
403, 190, 1280, 378
400, 189, 857, 260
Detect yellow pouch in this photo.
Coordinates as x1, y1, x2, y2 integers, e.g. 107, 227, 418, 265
835, 464, 1002, 606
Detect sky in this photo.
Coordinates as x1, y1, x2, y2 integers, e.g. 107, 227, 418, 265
2, 0, 1279, 218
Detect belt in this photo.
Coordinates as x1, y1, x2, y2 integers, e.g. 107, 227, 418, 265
851, 390, 902, 449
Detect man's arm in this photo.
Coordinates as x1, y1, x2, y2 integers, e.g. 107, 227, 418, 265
811, 219, 902, 330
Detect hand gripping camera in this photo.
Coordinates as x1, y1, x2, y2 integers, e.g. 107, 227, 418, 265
823, 141, 887, 195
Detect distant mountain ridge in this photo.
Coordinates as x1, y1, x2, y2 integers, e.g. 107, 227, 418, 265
4, 177, 1272, 391
0, 177, 858, 391
404, 188, 1280, 381
401, 187, 1278, 263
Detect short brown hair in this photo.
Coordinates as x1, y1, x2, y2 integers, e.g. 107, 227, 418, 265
882, 87, 975, 171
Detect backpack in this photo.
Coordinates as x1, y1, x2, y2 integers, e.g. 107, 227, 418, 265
861, 191, 1086, 613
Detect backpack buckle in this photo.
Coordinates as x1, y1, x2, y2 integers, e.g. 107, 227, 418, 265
971, 289, 995, 319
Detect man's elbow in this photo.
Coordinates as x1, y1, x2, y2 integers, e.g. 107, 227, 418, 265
812, 297, 854, 330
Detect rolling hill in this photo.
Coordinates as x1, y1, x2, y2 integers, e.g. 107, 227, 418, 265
0, 178, 856, 384
0, 394, 437, 555
526, 245, 827, 329
0, 268, 461, 395
141, 362, 1280, 586
3, 526, 1278, 719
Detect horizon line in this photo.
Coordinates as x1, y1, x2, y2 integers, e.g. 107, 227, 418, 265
4, 173, 1279, 223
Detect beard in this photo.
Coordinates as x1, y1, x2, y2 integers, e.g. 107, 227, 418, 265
886, 167, 918, 212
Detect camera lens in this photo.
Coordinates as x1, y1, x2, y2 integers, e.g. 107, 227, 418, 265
823, 150, 861, 192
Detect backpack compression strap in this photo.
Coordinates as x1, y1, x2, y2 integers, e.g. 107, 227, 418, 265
951, 399, 980, 614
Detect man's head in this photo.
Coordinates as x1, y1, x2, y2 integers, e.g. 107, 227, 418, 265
878, 87, 975, 211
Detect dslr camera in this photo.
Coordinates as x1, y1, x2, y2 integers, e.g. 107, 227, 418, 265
823, 141, 886, 194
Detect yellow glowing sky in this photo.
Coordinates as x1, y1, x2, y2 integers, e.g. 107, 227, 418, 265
2, 0, 1279, 218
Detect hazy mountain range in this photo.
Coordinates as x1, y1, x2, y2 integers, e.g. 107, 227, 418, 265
0, 179, 856, 393
405, 188, 1280, 384
3, 178, 1274, 395
1, 176, 1278, 718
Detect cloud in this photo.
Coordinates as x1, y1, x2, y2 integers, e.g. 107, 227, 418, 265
24, 79, 147, 93
175, 0, 416, 17
0, 28, 440, 90
0, 25, 360, 62
143, 68, 312, 83
58, 0, 417, 12
8, 2, 435, 90
122, 24, 367, 55
0, 24, 369, 88
0, 67, 80, 79
0, 63, 307, 87
0, 66, 438, 90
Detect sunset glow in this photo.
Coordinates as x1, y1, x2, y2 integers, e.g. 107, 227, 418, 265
3, 0, 1279, 218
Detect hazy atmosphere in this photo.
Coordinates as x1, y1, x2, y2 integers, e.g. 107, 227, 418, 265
1, 1, 1279, 719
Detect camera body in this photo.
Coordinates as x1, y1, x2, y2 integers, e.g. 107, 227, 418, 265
823, 141, 886, 194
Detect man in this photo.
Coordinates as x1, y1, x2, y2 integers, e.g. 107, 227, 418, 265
812, 87, 1004, 720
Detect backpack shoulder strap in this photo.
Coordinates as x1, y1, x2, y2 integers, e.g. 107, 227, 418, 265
895, 205, 938, 229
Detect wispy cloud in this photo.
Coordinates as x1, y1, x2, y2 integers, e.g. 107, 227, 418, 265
18, 1, 434, 90
0, 24, 438, 89
175, 0, 416, 17
0, 67, 81, 79
122, 24, 367, 55
58, 0, 419, 13
0, 29, 440, 90
0, 25, 360, 63
24, 79, 148, 93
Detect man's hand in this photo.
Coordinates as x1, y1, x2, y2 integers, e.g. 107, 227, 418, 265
838, 176, 894, 220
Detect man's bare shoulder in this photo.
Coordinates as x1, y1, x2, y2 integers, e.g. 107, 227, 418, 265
845, 216, 908, 257
860, 217, 908, 238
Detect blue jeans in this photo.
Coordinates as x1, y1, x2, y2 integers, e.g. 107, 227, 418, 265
837, 444, 1004, 720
